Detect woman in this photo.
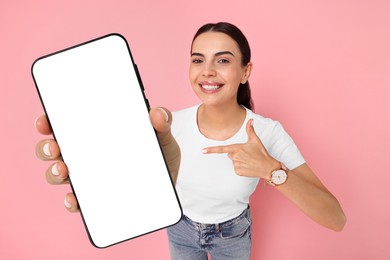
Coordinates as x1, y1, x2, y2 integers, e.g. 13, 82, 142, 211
35, 22, 346, 259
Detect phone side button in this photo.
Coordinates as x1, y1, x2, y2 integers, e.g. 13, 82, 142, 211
145, 98, 150, 109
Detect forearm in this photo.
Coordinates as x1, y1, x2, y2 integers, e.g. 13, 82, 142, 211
159, 130, 181, 185
275, 164, 346, 231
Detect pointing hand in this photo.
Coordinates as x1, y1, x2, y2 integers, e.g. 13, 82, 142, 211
202, 119, 279, 179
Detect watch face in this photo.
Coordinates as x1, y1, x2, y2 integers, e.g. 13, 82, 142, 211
271, 169, 288, 185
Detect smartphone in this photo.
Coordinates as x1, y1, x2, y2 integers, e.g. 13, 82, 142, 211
32, 34, 182, 248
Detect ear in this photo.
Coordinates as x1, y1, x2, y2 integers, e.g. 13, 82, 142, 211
241, 62, 253, 84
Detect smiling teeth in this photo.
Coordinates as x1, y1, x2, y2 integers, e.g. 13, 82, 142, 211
202, 85, 221, 90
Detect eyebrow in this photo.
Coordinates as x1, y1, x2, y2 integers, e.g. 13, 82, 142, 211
191, 51, 235, 57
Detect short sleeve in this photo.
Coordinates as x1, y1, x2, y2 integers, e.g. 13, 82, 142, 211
264, 121, 305, 170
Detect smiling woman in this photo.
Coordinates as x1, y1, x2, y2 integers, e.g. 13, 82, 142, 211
169, 22, 346, 259
35, 22, 346, 260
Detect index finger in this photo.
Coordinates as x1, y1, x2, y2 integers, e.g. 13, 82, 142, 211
35, 114, 52, 135
202, 144, 239, 154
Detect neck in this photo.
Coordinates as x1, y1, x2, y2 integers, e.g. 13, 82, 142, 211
197, 103, 246, 140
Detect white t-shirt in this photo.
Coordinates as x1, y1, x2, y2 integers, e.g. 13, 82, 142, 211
171, 105, 305, 224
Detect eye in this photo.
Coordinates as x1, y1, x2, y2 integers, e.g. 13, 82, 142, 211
191, 59, 203, 64
218, 58, 230, 64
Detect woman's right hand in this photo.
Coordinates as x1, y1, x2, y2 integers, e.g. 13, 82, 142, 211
35, 114, 77, 212
35, 107, 180, 213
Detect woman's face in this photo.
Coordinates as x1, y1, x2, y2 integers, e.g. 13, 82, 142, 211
189, 31, 251, 108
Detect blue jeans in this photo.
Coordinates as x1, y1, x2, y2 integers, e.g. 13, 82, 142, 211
167, 207, 252, 260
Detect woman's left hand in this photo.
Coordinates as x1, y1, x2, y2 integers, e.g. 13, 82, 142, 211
202, 119, 280, 179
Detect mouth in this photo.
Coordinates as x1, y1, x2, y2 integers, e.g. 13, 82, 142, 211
199, 82, 224, 92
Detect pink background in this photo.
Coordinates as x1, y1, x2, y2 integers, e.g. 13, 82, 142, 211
1, 0, 389, 259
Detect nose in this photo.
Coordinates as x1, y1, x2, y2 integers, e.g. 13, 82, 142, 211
202, 62, 216, 77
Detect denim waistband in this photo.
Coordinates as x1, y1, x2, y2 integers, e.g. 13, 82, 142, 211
182, 206, 251, 232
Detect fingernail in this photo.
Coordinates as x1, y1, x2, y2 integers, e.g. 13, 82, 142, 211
201, 148, 207, 154
158, 108, 169, 123
43, 143, 51, 157
51, 163, 59, 176
64, 197, 72, 209
34, 117, 38, 128
250, 119, 254, 126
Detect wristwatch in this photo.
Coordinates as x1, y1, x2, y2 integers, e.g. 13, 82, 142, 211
266, 163, 288, 186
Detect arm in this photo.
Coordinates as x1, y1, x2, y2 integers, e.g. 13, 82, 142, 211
203, 119, 346, 231
276, 163, 346, 231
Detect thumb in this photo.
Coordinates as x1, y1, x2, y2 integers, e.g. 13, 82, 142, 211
245, 119, 263, 145
149, 107, 173, 145
149, 107, 171, 134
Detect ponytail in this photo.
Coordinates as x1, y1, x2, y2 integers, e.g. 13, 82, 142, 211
237, 82, 253, 110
